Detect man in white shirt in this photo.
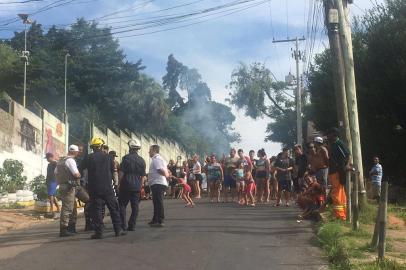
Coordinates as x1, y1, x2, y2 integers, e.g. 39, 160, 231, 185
148, 145, 169, 227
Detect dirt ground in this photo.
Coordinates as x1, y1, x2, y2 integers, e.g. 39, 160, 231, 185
387, 214, 406, 262
0, 208, 55, 234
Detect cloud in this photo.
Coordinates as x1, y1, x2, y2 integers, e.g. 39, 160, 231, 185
0, 0, 382, 154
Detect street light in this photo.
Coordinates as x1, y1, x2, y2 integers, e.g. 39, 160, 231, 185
18, 14, 32, 108
64, 52, 70, 119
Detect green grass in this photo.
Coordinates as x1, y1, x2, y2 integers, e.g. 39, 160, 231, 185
316, 203, 406, 269
359, 202, 379, 224
354, 259, 406, 270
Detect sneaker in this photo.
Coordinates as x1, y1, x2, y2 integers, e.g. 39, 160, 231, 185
151, 222, 165, 228
115, 230, 127, 237
90, 233, 103, 239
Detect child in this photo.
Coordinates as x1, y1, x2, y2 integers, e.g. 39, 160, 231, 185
235, 162, 245, 204
174, 172, 195, 207
244, 171, 256, 206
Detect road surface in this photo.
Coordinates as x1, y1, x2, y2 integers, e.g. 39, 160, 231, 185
0, 199, 327, 270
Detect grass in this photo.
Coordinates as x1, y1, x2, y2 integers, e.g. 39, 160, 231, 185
355, 259, 406, 270
316, 203, 406, 270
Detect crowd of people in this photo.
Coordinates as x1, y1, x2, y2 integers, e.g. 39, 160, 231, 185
44, 127, 383, 240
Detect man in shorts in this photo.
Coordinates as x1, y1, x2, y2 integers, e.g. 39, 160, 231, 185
223, 148, 239, 202
274, 147, 294, 206
45, 153, 60, 216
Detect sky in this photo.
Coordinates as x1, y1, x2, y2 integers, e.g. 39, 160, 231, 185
0, 0, 382, 155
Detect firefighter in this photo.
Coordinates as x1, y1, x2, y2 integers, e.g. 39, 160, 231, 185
80, 138, 125, 239
118, 139, 146, 231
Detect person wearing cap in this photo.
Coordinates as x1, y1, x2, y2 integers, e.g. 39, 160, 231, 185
327, 127, 350, 221
80, 138, 125, 239
309, 137, 330, 190
118, 139, 146, 231
55, 144, 89, 237
45, 153, 60, 216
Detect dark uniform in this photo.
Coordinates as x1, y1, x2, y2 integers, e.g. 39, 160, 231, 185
80, 150, 123, 237
118, 151, 146, 231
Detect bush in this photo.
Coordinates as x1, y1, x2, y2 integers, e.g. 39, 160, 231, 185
30, 175, 48, 201
0, 159, 27, 194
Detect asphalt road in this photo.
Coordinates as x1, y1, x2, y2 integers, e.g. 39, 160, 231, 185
0, 199, 328, 270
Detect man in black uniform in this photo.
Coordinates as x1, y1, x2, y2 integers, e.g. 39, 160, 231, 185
80, 138, 125, 239
118, 139, 146, 231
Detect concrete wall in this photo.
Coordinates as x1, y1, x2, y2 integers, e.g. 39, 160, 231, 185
0, 98, 187, 184
0, 101, 67, 183
90, 124, 188, 171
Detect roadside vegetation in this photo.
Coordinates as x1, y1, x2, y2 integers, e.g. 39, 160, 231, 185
316, 203, 406, 269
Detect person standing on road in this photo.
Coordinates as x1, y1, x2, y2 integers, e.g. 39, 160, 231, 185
80, 138, 125, 239
223, 148, 239, 202
313, 137, 329, 190
45, 153, 60, 217
118, 139, 146, 231
327, 128, 350, 221
255, 149, 270, 203
55, 145, 89, 237
148, 145, 169, 227
109, 150, 120, 196
274, 147, 294, 207
293, 145, 308, 195
192, 155, 203, 199
369, 156, 383, 203
206, 154, 223, 203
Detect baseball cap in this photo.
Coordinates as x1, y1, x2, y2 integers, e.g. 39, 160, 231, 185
314, 137, 324, 144
109, 150, 118, 157
128, 139, 141, 148
69, 144, 79, 152
44, 152, 54, 159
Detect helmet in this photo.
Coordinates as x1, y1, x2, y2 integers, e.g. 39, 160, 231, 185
91, 137, 104, 147
314, 136, 324, 144
128, 139, 141, 149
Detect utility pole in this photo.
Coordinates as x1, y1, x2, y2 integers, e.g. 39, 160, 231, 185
323, 0, 353, 221
64, 52, 70, 153
273, 37, 305, 146
18, 14, 31, 108
335, 0, 366, 199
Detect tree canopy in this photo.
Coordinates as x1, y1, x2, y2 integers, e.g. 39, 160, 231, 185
0, 19, 238, 156
307, 0, 406, 185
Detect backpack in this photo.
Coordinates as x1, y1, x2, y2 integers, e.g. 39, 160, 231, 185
55, 157, 74, 184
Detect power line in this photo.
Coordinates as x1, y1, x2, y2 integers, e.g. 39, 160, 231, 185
0, 0, 44, 4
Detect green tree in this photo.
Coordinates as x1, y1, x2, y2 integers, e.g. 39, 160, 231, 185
228, 62, 295, 146
307, 0, 406, 185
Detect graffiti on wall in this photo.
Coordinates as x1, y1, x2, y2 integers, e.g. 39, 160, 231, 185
43, 110, 66, 159
19, 118, 37, 152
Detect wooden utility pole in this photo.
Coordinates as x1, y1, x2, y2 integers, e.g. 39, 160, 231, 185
323, 0, 353, 221
335, 0, 366, 198
273, 37, 305, 146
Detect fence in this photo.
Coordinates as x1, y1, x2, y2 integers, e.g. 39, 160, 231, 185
90, 123, 188, 171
